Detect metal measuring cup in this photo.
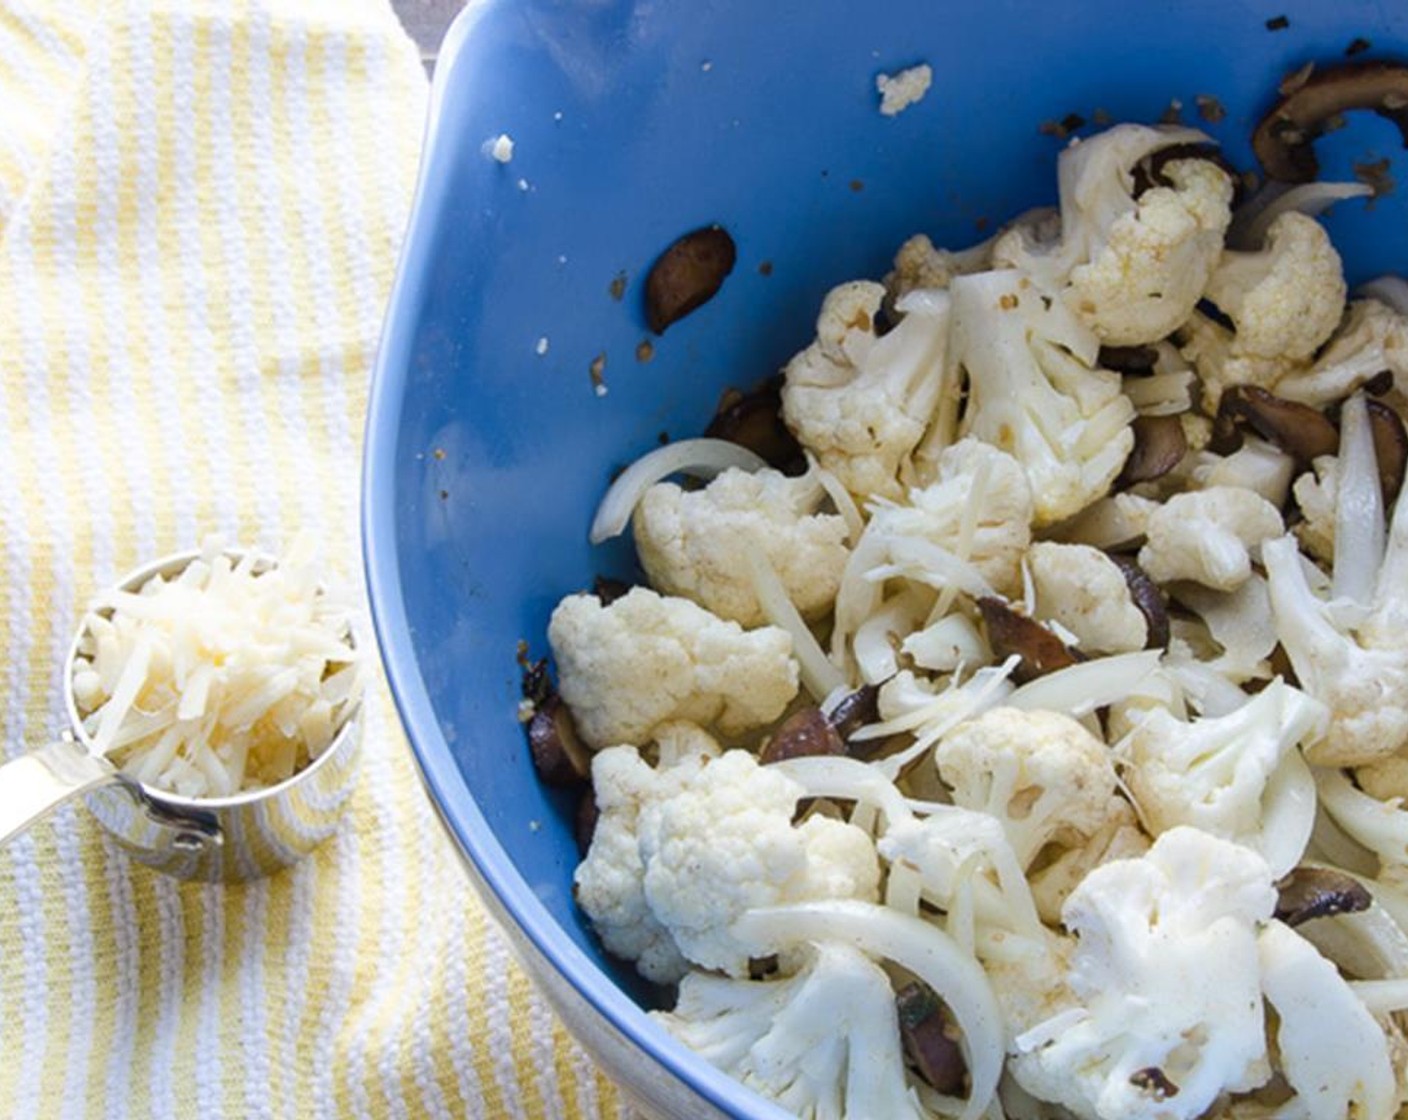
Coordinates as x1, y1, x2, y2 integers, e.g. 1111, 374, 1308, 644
0, 549, 364, 882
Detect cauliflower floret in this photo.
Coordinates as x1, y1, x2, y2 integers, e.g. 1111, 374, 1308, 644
865, 437, 1035, 595
933, 707, 1123, 869
654, 943, 931, 1120
1117, 680, 1327, 874
1275, 297, 1408, 407
1257, 919, 1397, 1120
1189, 435, 1297, 507
641, 749, 880, 976
632, 466, 849, 626
1293, 454, 1338, 565
1263, 534, 1408, 766
1137, 486, 1284, 591
1203, 211, 1346, 363
1027, 800, 1150, 925
995, 125, 1234, 346
1028, 541, 1148, 654
949, 268, 1134, 525
1009, 828, 1276, 1120
1066, 157, 1235, 345
573, 725, 719, 983
1177, 309, 1299, 411
548, 587, 798, 749
885, 232, 996, 301
781, 280, 951, 500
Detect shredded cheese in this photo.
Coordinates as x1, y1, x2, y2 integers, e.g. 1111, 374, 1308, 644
72, 537, 361, 799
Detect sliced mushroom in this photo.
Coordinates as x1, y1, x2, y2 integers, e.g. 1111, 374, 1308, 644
575, 787, 600, 856
1133, 143, 1247, 204
1107, 554, 1171, 649
896, 981, 968, 1096
1129, 1068, 1180, 1100
1215, 385, 1340, 462
1367, 397, 1408, 505
592, 575, 634, 605
1118, 415, 1189, 486
703, 376, 804, 471
644, 225, 737, 333
1253, 60, 1408, 183
978, 597, 1082, 683
528, 695, 593, 786
828, 684, 881, 740
1274, 866, 1373, 926
759, 707, 846, 764
1098, 345, 1160, 375
520, 655, 553, 708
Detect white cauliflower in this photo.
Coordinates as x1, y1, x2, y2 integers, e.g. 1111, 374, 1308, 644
995, 124, 1234, 346
885, 231, 996, 301
640, 748, 880, 976
653, 942, 932, 1120
632, 466, 849, 626
1275, 297, 1408, 407
1257, 919, 1397, 1120
1177, 309, 1297, 411
1117, 680, 1328, 874
1203, 211, 1346, 363
1188, 435, 1297, 508
1008, 828, 1276, 1120
865, 437, 1034, 596
1293, 454, 1338, 565
781, 280, 951, 500
949, 268, 1134, 525
548, 587, 798, 749
1026, 801, 1150, 926
573, 723, 720, 983
933, 707, 1123, 870
1028, 541, 1148, 653
1137, 486, 1284, 591
1264, 532, 1408, 767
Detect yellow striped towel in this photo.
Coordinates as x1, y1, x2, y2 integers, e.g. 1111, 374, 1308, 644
0, 2, 627, 1116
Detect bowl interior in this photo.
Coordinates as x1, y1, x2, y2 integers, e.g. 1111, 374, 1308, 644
366, 0, 1408, 1105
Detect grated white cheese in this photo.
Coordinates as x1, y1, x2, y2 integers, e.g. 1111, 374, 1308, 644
876, 63, 933, 117
72, 537, 361, 799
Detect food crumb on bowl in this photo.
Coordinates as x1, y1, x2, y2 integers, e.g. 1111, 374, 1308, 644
590, 352, 608, 396
535, 336, 550, 356
485, 132, 515, 163
875, 63, 933, 116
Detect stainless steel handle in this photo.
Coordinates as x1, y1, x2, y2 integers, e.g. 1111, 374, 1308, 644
0, 740, 120, 846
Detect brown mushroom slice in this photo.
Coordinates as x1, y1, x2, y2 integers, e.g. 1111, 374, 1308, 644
528, 695, 593, 786
896, 981, 968, 1096
828, 684, 882, 742
1133, 143, 1247, 204
978, 597, 1082, 684
1219, 385, 1340, 462
1275, 866, 1373, 927
575, 787, 600, 856
703, 377, 804, 471
592, 575, 634, 605
644, 225, 737, 333
759, 707, 846, 764
1118, 415, 1189, 487
1098, 345, 1160, 375
1253, 61, 1408, 183
1107, 554, 1171, 649
1367, 397, 1408, 505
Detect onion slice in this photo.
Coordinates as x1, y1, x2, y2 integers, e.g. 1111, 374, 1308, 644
732, 899, 1004, 1120
1331, 394, 1386, 608
588, 438, 767, 544
1357, 275, 1408, 316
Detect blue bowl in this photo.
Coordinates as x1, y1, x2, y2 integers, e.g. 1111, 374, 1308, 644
365, 2, 1408, 1114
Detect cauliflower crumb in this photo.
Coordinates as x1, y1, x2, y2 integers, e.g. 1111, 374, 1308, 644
876, 63, 933, 117
486, 133, 515, 163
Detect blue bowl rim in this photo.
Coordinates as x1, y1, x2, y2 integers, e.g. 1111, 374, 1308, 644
360, 5, 790, 1117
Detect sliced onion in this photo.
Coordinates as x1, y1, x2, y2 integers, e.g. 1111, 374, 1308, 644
1255, 747, 1317, 879
1316, 767, 1408, 866
867, 536, 997, 601
743, 545, 846, 701
1229, 180, 1373, 249
854, 591, 928, 685
809, 455, 865, 542
771, 754, 915, 827
902, 613, 988, 673
1349, 978, 1408, 1014
1357, 275, 1408, 317
1332, 394, 1386, 608
732, 900, 1004, 1120
1006, 650, 1160, 717
588, 438, 767, 543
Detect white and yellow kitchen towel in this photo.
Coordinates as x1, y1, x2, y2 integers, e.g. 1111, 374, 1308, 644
0, 2, 627, 1116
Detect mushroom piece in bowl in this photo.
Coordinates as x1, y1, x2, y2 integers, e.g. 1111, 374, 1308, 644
364, 1, 1408, 1116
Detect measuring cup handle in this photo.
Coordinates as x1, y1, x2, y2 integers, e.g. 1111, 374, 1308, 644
0, 740, 120, 847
